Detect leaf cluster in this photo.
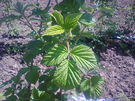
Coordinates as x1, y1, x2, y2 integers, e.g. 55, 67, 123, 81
1, 0, 105, 100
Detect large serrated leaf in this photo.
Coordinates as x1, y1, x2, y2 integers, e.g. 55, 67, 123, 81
71, 45, 97, 72
41, 45, 68, 66
53, 60, 81, 90
50, 10, 64, 25
43, 25, 65, 36
80, 76, 104, 99
64, 13, 82, 30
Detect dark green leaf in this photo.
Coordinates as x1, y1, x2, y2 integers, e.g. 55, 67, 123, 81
18, 67, 29, 76
25, 66, 40, 84
17, 88, 30, 100
80, 13, 92, 23
23, 40, 43, 63
32, 88, 39, 99
6, 95, 17, 101
0, 77, 16, 88
80, 76, 104, 99
54, 0, 84, 13
4, 88, 13, 96
39, 92, 55, 101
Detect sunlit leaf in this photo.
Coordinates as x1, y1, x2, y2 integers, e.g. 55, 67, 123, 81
64, 13, 82, 30
50, 10, 64, 25
71, 45, 98, 72
53, 60, 81, 90
43, 25, 65, 36
41, 44, 68, 66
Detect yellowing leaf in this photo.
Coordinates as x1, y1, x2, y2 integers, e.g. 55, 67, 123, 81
64, 13, 82, 30
43, 25, 65, 36
50, 10, 64, 25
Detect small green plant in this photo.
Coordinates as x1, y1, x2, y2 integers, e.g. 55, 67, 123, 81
1, 0, 104, 100
0, 93, 4, 100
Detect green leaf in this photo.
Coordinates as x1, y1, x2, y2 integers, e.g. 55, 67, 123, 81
18, 67, 29, 76
50, 10, 64, 25
71, 45, 97, 72
53, 60, 81, 90
32, 88, 39, 99
43, 25, 65, 36
39, 92, 55, 101
41, 44, 68, 66
54, 0, 84, 13
23, 40, 43, 63
14, 2, 34, 14
6, 95, 17, 101
0, 76, 16, 88
80, 76, 104, 99
17, 88, 30, 100
4, 88, 13, 96
0, 14, 22, 23
25, 66, 40, 84
81, 32, 93, 38
80, 13, 92, 23
64, 13, 82, 30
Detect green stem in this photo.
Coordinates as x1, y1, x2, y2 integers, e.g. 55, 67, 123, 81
66, 30, 72, 60
23, 15, 37, 34
67, 41, 70, 60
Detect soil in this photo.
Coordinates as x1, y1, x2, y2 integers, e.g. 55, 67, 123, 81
100, 47, 135, 98
0, 0, 135, 99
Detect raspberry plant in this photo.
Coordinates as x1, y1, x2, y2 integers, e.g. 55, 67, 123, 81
1, 0, 104, 100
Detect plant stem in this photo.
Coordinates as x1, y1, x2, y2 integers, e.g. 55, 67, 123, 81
67, 41, 70, 60
38, 0, 51, 34
66, 31, 72, 60
45, 0, 51, 11
55, 0, 58, 4
23, 15, 37, 34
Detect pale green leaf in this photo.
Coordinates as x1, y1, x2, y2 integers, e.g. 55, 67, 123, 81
41, 45, 68, 66
71, 45, 97, 72
43, 25, 64, 36
50, 10, 64, 25
53, 60, 81, 90
64, 13, 82, 30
